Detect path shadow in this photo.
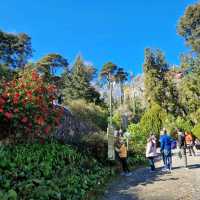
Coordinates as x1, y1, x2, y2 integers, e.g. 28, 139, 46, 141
102, 166, 179, 200
172, 163, 200, 170
188, 164, 200, 169
102, 151, 200, 200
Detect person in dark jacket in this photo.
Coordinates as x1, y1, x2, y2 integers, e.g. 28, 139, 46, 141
160, 128, 172, 172
177, 129, 188, 167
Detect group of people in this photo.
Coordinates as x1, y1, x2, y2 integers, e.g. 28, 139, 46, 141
146, 128, 200, 173
114, 128, 199, 176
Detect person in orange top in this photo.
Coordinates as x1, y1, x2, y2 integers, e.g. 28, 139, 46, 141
116, 139, 131, 176
185, 132, 195, 156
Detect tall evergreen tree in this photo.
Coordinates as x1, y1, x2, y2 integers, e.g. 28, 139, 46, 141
178, 3, 200, 53
179, 56, 200, 121
100, 62, 117, 126
63, 55, 101, 103
115, 67, 128, 105
36, 53, 68, 88
0, 30, 32, 69
143, 48, 169, 109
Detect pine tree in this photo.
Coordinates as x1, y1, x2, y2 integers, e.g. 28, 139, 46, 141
143, 48, 169, 109
63, 55, 101, 103
178, 3, 200, 53
115, 67, 128, 105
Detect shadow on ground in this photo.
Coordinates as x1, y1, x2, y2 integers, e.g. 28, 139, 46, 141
102, 166, 178, 200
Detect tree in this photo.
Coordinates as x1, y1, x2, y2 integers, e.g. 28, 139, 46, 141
178, 3, 200, 53
179, 56, 200, 122
36, 53, 68, 87
143, 48, 169, 109
100, 62, 117, 126
115, 67, 128, 105
0, 30, 32, 69
63, 55, 101, 104
164, 73, 180, 116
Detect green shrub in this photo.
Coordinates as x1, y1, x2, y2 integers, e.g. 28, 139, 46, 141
162, 114, 176, 133
0, 141, 110, 200
66, 99, 108, 130
192, 124, 200, 139
190, 108, 200, 124
139, 104, 165, 138
128, 124, 145, 152
175, 116, 193, 132
78, 133, 108, 164
112, 112, 122, 129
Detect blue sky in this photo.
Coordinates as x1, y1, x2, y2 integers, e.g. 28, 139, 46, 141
0, 0, 197, 75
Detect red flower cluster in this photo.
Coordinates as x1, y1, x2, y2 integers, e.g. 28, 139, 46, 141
0, 69, 63, 139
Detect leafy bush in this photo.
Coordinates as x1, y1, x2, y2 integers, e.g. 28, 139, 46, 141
139, 104, 165, 138
112, 112, 122, 129
66, 99, 108, 130
126, 124, 146, 165
162, 114, 176, 133
128, 124, 146, 148
190, 108, 200, 124
79, 133, 108, 164
0, 68, 63, 141
0, 142, 110, 200
192, 124, 200, 139
175, 116, 193, 132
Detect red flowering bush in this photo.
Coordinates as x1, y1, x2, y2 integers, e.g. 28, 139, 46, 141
0, 68, 64, 141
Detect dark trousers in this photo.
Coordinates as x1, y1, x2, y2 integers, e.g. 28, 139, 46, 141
164, 150, 172, 170
120, 157, 130, 173
161, 151, 165, 165
148, 157, 155, 171
187, 145, 195, 156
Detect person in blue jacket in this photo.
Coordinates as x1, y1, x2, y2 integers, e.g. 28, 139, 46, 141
160, 128, 172, 172
159, 130, 165, 167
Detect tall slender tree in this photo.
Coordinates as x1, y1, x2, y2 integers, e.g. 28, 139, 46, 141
100, 62, 117, 127
0, 30, 32, 69
63, 55, 101, 103
115, 67, 128, 106
143, 48, 169, 109
178, 3, 200, 53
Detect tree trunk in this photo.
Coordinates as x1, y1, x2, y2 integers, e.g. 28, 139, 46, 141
108, 73, 113, 127
119, 81, 123, 106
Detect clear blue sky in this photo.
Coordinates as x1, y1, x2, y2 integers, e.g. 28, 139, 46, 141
0, 0, 197, 75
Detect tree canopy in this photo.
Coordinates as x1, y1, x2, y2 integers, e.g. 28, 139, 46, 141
178, 3, 200, 53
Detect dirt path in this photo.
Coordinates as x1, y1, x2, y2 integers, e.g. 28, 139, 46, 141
102, 150, 200, 200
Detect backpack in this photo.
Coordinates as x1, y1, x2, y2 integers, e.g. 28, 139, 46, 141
171, 140, 177, 149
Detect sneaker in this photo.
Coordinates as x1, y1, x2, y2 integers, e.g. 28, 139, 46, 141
125, 172, 132, 177
162, 168, 168, 172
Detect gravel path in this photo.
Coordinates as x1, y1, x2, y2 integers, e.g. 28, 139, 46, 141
102, 150, 200, 200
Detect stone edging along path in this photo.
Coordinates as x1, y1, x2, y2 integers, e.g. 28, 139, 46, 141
102, 150, 200, 200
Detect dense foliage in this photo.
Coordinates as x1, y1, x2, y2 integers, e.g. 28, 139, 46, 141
0, 30, 32, 69
66, 99, 108, 130
0, 68, 63, 141
178, 3, 200, 53
0, 142, 110, 200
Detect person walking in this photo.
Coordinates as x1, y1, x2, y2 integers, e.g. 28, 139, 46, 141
160, 128, 172, 172
116, 139, 131, 176
185, 131, 195, 156
159, 130, 165, 167
177, 129, 188, 168
146, 134, 157, 172
195, 137, 200, 150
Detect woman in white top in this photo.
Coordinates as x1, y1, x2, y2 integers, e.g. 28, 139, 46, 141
146, 134, 157, 172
